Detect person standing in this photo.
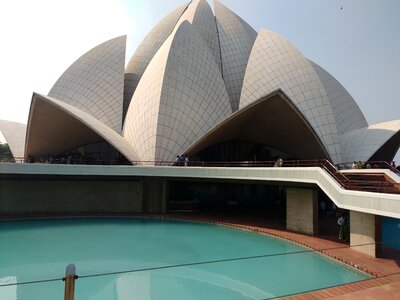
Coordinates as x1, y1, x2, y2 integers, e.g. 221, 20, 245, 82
337, 214, 345, 240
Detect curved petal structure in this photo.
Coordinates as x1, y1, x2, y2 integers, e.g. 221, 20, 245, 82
186, 90, 330, 160
19, 2, 399, 166
340, 120, 400, 163
309, 61, 368, 134
25, 93, 140, 163
0, 120, 26, 162
48, 36, 126, 133
214, 0, 257, 112
176, 0, 221, 71
123, 21, 231, 163
123, 3, 190, 120
240, 29, 342, 163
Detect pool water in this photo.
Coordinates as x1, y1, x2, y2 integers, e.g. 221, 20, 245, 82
0, 218, 369, 299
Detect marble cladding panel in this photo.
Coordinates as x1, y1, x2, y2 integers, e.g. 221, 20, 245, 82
49, 36, 126, 132
240, 29, 342, 163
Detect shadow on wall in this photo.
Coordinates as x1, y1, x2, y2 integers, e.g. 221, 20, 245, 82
382, 217, 400, 251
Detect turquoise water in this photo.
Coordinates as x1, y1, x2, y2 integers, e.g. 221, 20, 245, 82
0, 218, 369, 299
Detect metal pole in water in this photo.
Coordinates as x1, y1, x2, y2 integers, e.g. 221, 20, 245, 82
64, 263, 76, 300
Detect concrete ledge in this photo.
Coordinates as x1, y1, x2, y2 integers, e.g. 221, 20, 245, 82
1, 163, 400, 218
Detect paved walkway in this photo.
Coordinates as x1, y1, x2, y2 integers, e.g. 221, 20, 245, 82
160, 213, 400, 300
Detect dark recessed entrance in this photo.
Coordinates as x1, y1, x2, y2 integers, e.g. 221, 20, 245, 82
168, 180, 286, 226
55, 140, 129, 165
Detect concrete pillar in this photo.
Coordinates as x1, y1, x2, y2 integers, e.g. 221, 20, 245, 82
142, 178, 167, 213
161, 180, 168, 213
286, 187, 318, 235
350, 211, 381, 257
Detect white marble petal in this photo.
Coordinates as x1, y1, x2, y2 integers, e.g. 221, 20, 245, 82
49, 36, 126, 132
26, 93, 140, 163
341, 120, 400, 162
123, 21, 231, 163
240, 29, 342, 163
176, 0, 222, 71
0, 120, 26, 162
123, 3, 190, 119
214, 0, 257, 112
310, 60, 368, 135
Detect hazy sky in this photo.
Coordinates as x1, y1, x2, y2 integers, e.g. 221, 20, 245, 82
0, 0, 399, 157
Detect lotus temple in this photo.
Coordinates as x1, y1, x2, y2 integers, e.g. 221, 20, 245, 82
1, 1, 400, 299
0, 0, 398, 164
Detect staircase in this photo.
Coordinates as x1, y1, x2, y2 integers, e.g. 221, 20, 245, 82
341, 172, 400, 194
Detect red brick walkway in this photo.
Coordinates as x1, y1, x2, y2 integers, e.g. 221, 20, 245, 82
157, 213, 400, 300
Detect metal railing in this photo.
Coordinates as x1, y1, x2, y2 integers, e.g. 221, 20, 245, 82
63, 264, 77, 300
4, 156, 133, 165
2, 156, 399, 170
336, 160, 399, 173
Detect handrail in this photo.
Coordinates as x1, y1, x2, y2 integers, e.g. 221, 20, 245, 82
2, 156, 398, 169
336, 160, 399, 173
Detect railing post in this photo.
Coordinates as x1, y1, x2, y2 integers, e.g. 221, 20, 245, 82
64, 263, 77, 300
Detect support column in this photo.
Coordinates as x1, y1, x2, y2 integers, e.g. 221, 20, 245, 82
142, 178, 167, 213
350, 211, 381, 257
286, 187, 318, 235
161, 180, 168, 214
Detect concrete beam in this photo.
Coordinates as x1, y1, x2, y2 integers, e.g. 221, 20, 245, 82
2, 163, 400, 218
142, 177, 167, 213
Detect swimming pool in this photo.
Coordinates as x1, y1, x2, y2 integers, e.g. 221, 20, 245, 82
0, 218, 369, 299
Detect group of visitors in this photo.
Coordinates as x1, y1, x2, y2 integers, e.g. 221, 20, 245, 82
26, 154, 124, 165
175, 155, 189, 166
27, 154, 89, 165
351, 160, 397, 170
351, 161, 371, 169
